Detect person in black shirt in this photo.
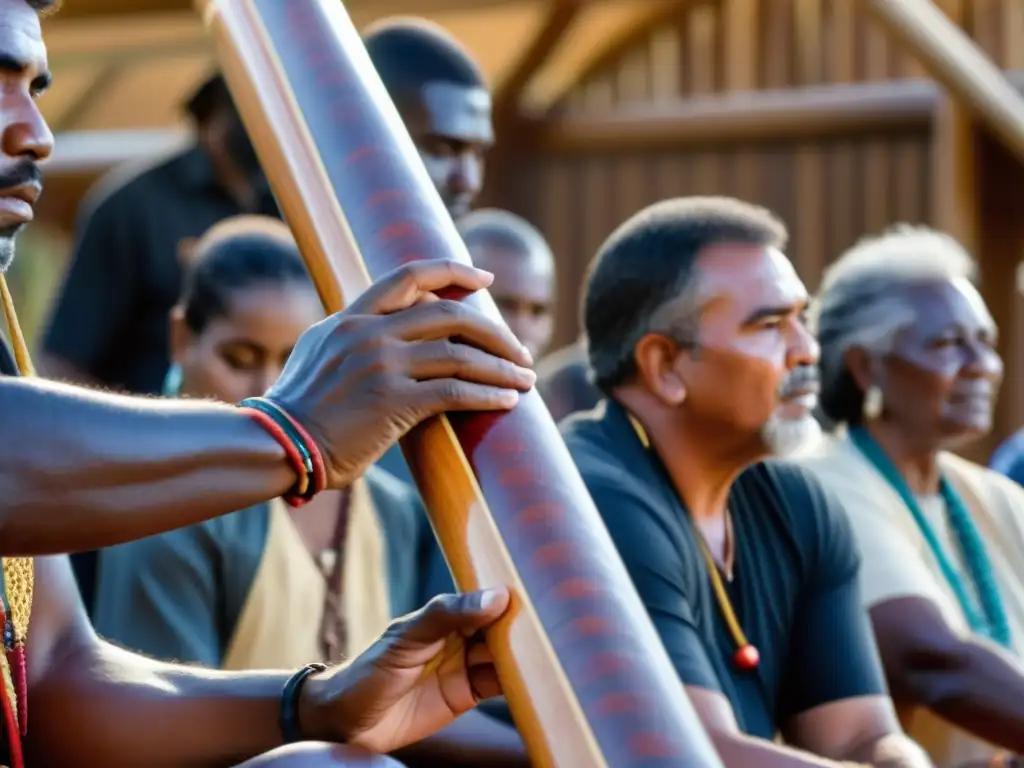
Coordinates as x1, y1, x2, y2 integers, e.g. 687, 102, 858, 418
535, 337, 602, 423
564, 196, 931, 767
39, 73, 279, 395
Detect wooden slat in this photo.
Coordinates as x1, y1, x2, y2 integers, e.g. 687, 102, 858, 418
538, 79, 937, 151
860, 0, 1024, 161
493, 1, 583, 113
792, 0, 824, 280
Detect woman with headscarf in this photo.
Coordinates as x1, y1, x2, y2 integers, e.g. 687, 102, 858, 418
797, 225, 1024, 767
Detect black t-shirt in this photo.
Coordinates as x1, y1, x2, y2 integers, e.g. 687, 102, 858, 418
43, 147, 280, 395
559, 399, 887, 738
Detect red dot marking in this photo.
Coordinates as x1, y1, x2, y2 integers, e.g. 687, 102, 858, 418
556, 578, 598, 599
518, 502, 562, 525
571, 615, 611, 637
533, 540, 573, 567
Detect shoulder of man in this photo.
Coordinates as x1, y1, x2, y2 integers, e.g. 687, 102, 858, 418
560, 408, 671, 535
744, 458, 849, 533
76, 146, 195, 222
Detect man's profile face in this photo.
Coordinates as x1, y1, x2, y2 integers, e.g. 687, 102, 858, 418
0, 0, 54, 271
671, 243, 820, 456
468, 238, 555, 360
400, 81, 493, 220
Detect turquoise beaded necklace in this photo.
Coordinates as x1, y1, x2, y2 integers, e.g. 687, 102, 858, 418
848, 426, 1010, 648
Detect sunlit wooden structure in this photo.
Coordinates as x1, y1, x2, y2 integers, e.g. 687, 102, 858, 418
31, 0, 1024, 457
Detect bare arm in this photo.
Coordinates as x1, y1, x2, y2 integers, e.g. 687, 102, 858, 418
690, 687, 929, 768
27, 556, 519, 767
871, 596, 1024, 754
0, 377, 292, 555
395, 710, 528, 767
26, 556, 298, 768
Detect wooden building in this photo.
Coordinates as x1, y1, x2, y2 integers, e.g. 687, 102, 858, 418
28, 0, 1024, 458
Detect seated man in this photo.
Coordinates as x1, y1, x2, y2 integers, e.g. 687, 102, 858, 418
560, 197, 930, 767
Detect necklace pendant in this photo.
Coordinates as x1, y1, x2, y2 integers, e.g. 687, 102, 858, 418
1, 620, 11, 653
733, 644, 760, 671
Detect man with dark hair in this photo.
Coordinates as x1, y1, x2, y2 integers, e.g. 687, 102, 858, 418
0, 2, 536, 766
364, 19, 492, 221
39, 72, 278, 397
562, 196, 931, 766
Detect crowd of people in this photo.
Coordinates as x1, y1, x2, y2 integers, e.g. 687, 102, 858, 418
2, 0, 1024, 765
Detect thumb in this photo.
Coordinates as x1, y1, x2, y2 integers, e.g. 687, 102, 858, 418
398, 588, 510, 647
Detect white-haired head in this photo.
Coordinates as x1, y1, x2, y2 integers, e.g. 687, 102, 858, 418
811, 224, 978, 426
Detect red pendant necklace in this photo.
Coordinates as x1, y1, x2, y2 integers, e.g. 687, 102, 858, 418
627, 413, 759, 671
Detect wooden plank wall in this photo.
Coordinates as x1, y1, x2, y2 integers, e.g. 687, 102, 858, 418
492, 0, 1024, 356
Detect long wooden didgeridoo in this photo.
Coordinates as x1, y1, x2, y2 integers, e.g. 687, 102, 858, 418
197, 2, 722, 766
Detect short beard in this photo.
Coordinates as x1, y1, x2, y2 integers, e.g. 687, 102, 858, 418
0, 228, 19, 273
761, 412, 822, 457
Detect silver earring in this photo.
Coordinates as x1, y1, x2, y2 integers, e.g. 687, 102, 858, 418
162, 363, 183, 397
862, 384, 883, 420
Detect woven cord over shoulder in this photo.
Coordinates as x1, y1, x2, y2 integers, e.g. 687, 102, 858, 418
0, 273, 36, 748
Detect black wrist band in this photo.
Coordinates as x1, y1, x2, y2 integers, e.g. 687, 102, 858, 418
279, 662, 328, 744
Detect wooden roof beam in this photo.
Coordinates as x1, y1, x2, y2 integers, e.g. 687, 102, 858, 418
858, 0, 1024, 161
535, 78, 944, 152
493, 0, 583, 117
42, 128, 190, 174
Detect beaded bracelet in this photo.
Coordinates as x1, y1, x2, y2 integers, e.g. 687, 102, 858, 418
239, 397, 327, 506
246, 397, 328, 497
238, 406, 313, 506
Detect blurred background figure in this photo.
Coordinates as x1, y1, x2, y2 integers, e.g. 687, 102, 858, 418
38, 73, 278, 395
799, 226, 1024, 767
364, 18, 492, 221
458, 207, 556, 361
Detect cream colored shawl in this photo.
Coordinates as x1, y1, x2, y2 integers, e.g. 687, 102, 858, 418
797, 433, 1024, 767
221, 478, 392, 671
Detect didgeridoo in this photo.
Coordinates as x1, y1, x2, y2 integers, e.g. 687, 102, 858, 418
196, 2, 722, 766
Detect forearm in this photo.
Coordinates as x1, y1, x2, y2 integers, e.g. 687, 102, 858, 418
910, 639, 1024, 753
26, 639, 292, 768
0, 377, 292, 555
712, 732, 859, 768
393, 709, 528, 767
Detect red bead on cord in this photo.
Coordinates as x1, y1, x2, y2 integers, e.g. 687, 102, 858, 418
260, 399, 327, 495
733, 644, 760, 671
241, 408, 313, 508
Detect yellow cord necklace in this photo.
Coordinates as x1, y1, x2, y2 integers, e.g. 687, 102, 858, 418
627, 413, 760, 671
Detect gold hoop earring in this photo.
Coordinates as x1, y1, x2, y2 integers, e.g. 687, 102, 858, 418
862, 385, 883, 420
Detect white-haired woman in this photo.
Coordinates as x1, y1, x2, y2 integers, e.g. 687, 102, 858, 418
796, 226, 1024, 767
